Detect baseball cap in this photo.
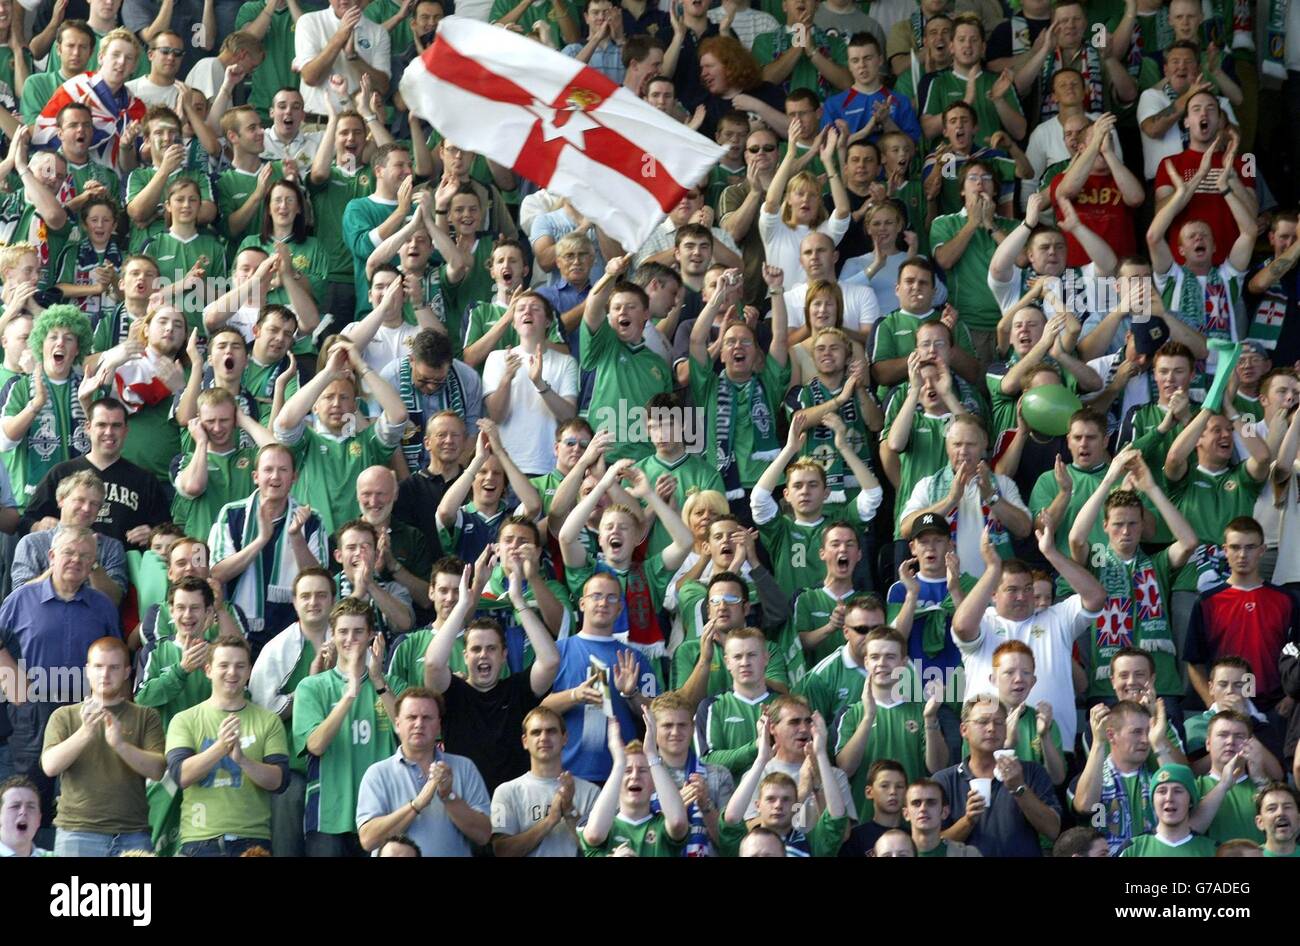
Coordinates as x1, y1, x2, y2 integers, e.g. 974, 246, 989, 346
1132, 315, 1169, 358
911, 512, 950, 539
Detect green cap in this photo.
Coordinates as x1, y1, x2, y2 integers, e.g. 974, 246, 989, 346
1152, 764, 1200, 806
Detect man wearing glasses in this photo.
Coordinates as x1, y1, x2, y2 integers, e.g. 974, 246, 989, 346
719, 125, 781, 306
126, 31, 187, 108
539, 572, 658, 783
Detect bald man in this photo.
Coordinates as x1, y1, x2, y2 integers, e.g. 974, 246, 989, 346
353, 466, 435, 621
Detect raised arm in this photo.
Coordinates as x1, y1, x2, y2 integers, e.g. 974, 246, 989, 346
421, 562, 481, 694
951, 529, 1001, 642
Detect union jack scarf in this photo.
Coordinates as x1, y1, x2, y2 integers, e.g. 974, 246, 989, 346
33, 72, 147, 173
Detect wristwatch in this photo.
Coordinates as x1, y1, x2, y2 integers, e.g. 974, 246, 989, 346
985, 490, 1001, 506
446, 790, 459, 802
1011, 784, 1027, 797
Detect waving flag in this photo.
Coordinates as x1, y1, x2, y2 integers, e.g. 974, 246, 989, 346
400, 17, 725, 252
33, 73, 146, 173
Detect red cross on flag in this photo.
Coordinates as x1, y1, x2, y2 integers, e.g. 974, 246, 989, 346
400, 17, 726, 252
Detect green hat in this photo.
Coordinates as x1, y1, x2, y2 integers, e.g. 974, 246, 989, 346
1152, 764, 1199, 806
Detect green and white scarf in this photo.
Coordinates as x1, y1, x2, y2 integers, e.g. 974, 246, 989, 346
397, 356, 465, 471
1176, 264, 1233, 339
806, 376, 862, 496
1093, 546, 1176, 684
715, 370, 779, 499
1099, 756, 1154, 855
227, 493, 304, 634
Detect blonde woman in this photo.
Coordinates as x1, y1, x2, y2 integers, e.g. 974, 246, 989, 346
759, 119, 853, 280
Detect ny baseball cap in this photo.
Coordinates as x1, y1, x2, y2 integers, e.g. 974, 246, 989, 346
911, 512, 950, 539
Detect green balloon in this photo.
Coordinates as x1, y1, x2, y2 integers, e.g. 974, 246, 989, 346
1020, 385, 1082, 437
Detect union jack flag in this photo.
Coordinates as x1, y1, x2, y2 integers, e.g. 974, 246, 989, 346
32, 73, 146, 174
1095, 597, 1134, 648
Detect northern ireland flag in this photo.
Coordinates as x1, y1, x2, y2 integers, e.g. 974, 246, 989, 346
400, 17, 726, 252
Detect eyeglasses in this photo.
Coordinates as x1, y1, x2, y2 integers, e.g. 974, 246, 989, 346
584, 592, 622, 603
153, 47, 184, 56
747, 144, 777, 153
561, 437, 591, 448
965, 173, 993, 184
709, 593, 743, 605
847, 623, 885, 635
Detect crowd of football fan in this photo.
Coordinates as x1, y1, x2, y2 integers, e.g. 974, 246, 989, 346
0, 0, 1299, 860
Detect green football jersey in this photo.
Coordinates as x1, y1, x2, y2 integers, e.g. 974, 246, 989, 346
307, 162, 375, 288
66, 158, 122, 203
921, 70, 1024, 151
688, 355, 791, 491
580, 319, 672, 463
342, 193, 407, 314
216, 162, 286, 250
695, 689, 775, 777
293, 667, 396, 836
167, 699, 289, 843
633, 452, 725, 560
1195, 775, 1266, 845
135, 637, 214, 730
283, 423, 399, 536
125, 167, 215, 254
1, 374, 83, 506
172, 444, 258, 541
235, 2, 315, 115
799, 643, 868, 723
119, 398, 182, 484
1120, 833, 1218, 857
580, 811, 686, 857
242, 356, 299, 426
871, 308, 977, 398
791, 587, 857, 669
141, 230, 230, 326
236, 234, 332, 315
834, 698, 929, 818
928, 213, 1020, 331
669, 636, 790, 695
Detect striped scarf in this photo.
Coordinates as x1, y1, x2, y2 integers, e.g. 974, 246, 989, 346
806, 376, 862, 496
1040, 44, 1104, 119
1100, 756, 1154, 855
1176, 264, 1233, 338
714, 370, 779, 500
397, 356, 465, 471
64, 239, 123, 316
222, 494, 306, 633
924, 465, 1011, 553
659, 754, 713, 857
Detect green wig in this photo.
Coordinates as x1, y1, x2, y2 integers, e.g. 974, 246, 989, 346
29, 304, 94, 368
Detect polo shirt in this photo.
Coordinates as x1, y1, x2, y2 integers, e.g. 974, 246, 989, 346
355, 747, 491, 857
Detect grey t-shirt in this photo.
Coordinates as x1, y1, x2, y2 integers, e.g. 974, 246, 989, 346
490, 771, 601, 858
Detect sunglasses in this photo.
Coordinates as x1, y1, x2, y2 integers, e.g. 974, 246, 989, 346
747, 144, 778, 153
847, 623, 885, 635
561, 437, 591, 448
709, 593, 744, 606
154, 47, 185, 56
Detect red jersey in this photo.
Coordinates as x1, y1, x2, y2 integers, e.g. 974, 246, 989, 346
1152, 148, 1254, 266
1049, 170, 1136, 268
1186, 583, 1296, 699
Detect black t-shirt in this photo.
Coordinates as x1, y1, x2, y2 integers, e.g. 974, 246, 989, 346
394, 469, 454, 546
23, 456, 173, 545
838, 820, 892, 857
986, 16, 1051, 64
442, 672, 542, 793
